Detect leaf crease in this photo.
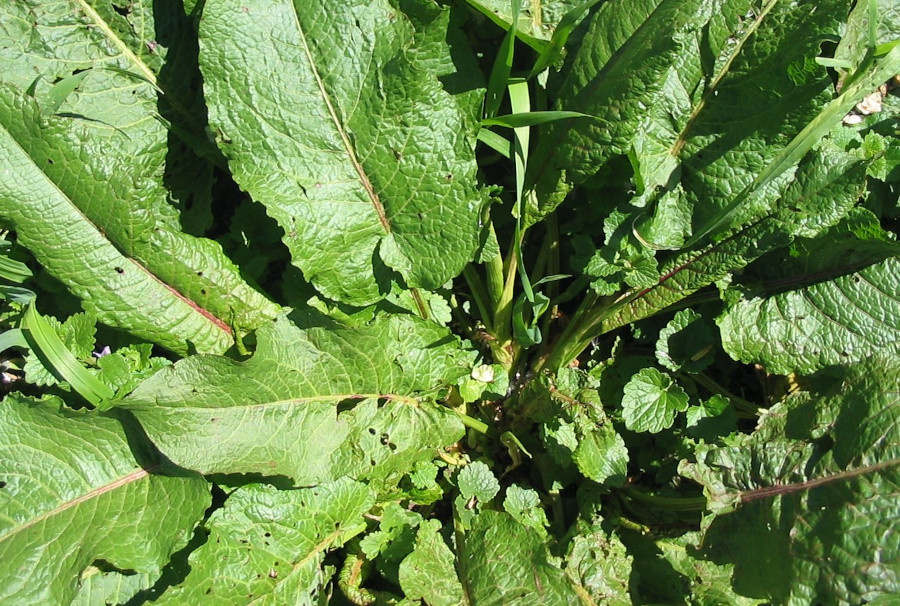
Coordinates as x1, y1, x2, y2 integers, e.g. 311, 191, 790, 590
290, 8, 391, 235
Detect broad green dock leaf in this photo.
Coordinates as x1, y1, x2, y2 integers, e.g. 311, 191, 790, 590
155, 479, 373, 605
398, 0, 486, 127
530, 0, 858, 235
0, 0, 279, 354
596, 148, 866, 336
0, 87, 278, 354
0, 0, 219, 168
458, 510, 581, 605
671, 0, 850, 231
198, 0, 486, 305
0, 396, 210, 605
527, 0, 727, 225
117, 314, 473, 485
719, 241, 900, 374
71, 567, 159, 606
681, 356, 900, 603
834, 0, 900, 71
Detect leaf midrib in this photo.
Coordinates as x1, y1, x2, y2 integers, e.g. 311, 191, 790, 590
740, 456, 900, 503
669, 0, 779, 156
74, 0, 158, 86
0, 120, 231, 336
132, 392, 421, 411
74, 0, 199, 133
0, 466, 151, 544
289, 6, 392, 235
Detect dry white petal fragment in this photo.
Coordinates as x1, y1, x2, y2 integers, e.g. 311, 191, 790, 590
856, 89, 884, 115
471, 364, 495, 383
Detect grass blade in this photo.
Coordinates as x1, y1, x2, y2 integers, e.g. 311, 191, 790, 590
484, 0, 522, 118
21, 304, 114, 406
482, 110, 593, 128
528, 0, 604, 79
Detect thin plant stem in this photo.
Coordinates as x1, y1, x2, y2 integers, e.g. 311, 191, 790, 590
690, 372, 761, 417
622, 485, 707, 511
462, 265, 495, 334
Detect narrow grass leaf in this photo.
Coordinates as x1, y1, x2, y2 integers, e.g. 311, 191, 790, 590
21, 305, 113, 406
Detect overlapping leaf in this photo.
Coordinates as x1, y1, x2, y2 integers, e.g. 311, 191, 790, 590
198, 0, 486, 305
681, 356, 900, 603
0, 1, 278, 354
530, 0, 858, 236
719, 239, 900, 374
398, 519, 464, 605
155, 480, 373, 605
463, 0, 581, 48
116, 314, 473, 485
527, 0, 730, 224
661, 0, 851, 229
564, 521, 632, 604
0, 396, 210, 605
596, 148, 866, 336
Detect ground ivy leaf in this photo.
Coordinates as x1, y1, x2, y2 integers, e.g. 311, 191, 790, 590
0, 396, 210, 605
573, 420, 629, 486
457, 461, 500, 505
359, 502, 422, 586
503, 485, 550, 535
116, 314, 472, 485
198, 0, 486, 305
681, 356, 900, 603
622, 367, 689, 433
398, 519, 464, 606
458, 510, 581, 604
155, 479, 374, 605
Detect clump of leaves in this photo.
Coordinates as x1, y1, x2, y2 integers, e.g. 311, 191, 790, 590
1, 0, 899, 603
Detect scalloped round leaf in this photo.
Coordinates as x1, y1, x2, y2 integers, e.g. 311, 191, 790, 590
574, 421, 629, 486
457, 461, 500, 504
622, 367, 689, 433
